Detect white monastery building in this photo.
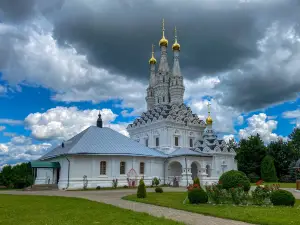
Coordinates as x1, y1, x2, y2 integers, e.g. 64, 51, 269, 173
31, 20, 237, 190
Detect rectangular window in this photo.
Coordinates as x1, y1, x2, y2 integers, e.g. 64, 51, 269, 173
156, 137, 159, 147
120, 161, 126, 175
100, 161, 106, 175
190, 138, 193, 147
140, 162, 145, 174
145, 139, 149, 147
175, 136, 179, 146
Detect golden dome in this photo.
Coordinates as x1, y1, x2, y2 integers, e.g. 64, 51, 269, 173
159, 19, 168, 47
206, 115, 213, 125
172, 26, 180, 51
206, 102, 213, 125
149, 44, 156, 64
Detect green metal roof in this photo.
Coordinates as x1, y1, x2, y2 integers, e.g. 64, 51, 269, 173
30, 161, 60, 168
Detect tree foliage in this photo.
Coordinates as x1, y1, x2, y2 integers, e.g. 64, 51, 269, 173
0, 163, 33, 189
235, 134, 267, 177
261, 155, 278, 182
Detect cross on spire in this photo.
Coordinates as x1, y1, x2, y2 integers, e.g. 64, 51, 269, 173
207, 102, 211, 115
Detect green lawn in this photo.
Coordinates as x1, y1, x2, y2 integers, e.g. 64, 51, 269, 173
251, 182, 296, 188
0, 195, 183, 225
123, 192, 300, 225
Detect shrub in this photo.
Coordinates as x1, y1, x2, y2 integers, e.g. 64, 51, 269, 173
251, 184, 280, 205
261, 155, 278, 182
112, 179, 118, 189
219, 170, 251, 192
229, 187, 249, 205
187, 184, 208, 204
123, 185, 128, 188
96, 186, 101, 190
137, 179, 147, 198
152, 177, 160, 186
155, 187, 163, 193
205, 184, 229, 204
193, 177, 200, 186
270, 190, 295, 206
248, 172, 260, 183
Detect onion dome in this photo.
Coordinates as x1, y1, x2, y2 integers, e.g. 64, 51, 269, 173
172, 26, 180, 51
149, 44, 157, 64
206, 102, 213, 125
159, 19, 168, 47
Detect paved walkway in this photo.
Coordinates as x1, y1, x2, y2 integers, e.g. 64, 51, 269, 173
0, 188, 252, 225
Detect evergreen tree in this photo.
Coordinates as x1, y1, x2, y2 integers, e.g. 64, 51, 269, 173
268, 139, 295, 179
137, 179, 147, 198
289, 128, 300, 159
261, 155, 278, 182
235, 134, 267, 177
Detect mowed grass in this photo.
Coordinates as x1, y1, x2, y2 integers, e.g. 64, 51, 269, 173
123, 192, 300, 225
251, 182, 296, 188
0, 195, 183, 225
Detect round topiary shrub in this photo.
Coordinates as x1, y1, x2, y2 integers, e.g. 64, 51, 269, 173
137, 179, 147, 198
188, 187, 208, 204
219, 170, 250, 192
155, 187, 163, 193
270, 190, 295, 206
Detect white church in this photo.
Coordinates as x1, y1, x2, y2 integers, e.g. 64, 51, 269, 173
31, 20, 237, 190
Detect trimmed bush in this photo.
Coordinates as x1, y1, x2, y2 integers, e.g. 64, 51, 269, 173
261, 155, 278, 182
193, 177, 200, 186
96, 186, 101, 190
219, 170, 251, 192
155, 187, 163, 193
270, 190, 295, 206
188, 186, 208, 204
137, 179, 147, 198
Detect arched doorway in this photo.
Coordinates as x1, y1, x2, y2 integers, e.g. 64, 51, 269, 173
191, 162, 199, 180
168, 161, 182, 186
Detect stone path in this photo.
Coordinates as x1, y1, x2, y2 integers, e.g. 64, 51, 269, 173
0, 188, 252, 225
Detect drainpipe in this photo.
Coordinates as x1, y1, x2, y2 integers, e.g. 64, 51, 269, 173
65, 155, 70, 190
185, 156, 188, 186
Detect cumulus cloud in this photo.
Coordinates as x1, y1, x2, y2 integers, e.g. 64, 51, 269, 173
24, 106, 129, 141
239, 113, 284, 143
188, 98, 240, 134
223, 134, 235, 143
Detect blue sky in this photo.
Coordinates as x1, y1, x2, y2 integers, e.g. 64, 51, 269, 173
1, 0, 300, 167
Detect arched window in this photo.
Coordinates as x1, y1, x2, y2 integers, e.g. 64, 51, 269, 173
163, 96, 165, 102
174, 136, 179, 146
156, 137, 159, 147
100, 161, 106, 175
120, 162, 126, 175
140, 162, 145, 174
206, 165, 211, 177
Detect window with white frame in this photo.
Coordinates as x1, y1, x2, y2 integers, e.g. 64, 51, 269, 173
189, 138, 193, 147
140, 162, 145, 174
100, 161, 106, 175
120, 161, 126, 175
156, 137, 159, 146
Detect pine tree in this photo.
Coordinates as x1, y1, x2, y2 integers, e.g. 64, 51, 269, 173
261, 155, 278, 182
137, 179, 147, 198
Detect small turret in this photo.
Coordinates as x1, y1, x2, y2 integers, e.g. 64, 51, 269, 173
97, 111, 103, 128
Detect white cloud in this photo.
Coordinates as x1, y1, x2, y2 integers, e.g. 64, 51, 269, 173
282, 109, 300, 127
0, 118, 23, 125
188, 98, 240, 133
237, 115, 244, 125
0, 85, 7, 94
239, 113, 284, 143
223, 134, 235, 143
0, 126, 5, 132
25, 106, 128, 141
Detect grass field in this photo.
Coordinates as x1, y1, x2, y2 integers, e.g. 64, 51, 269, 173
123, 192, 300, 225
251, 182, 296, 188
0, 195, 183, 225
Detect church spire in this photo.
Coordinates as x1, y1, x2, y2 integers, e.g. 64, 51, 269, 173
169, 26, 184, 104
146, 45, 156, 110
97, 111, 103, 128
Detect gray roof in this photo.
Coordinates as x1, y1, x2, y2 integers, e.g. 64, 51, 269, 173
168, 148, 211, 157
40, 126, 167, 160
